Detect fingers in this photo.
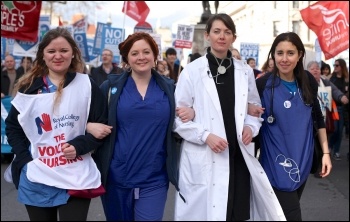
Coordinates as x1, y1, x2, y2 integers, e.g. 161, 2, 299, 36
62, 144, 76, 159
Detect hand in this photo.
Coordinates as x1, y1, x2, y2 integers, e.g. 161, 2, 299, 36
205, 133, 228, 153
86, 122, 113, 139
176, 107, 195, 123
61, 143, 77, 160
248, 103, 265, 117
341, 95, 349, 104
242, 126, 253, 145
320, 154, 332, 178
1, 93, 5, 98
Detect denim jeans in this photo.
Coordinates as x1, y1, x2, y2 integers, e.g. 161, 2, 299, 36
329, 106, 344, 154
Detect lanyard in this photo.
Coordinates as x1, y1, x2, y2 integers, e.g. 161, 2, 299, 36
42, 76, 50, 93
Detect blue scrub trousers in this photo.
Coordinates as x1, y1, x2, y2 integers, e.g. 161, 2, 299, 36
102, 183, 169, 221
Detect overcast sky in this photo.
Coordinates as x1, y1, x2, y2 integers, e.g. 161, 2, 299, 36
94, 1, 203, 31
56, 1, 205, 35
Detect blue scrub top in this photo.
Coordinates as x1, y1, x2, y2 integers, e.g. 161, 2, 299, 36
108, 76, 170, 188
259, 77, 314, 192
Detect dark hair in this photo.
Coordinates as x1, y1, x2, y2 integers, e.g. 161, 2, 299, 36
246, 58, 255, 64
332, 58, 349, 80
119, 32, 159, 65
165, 47, 177, 57
21, 56, 33, 63
205, 13, 236, 36
190, 53, 202, 62
320, 62, 331, 74
267, 32, 313, 105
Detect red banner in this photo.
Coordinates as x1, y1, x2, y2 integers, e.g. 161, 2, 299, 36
300, 1, 349, 60
122, 1, 150, 23
1, 1, 42, 42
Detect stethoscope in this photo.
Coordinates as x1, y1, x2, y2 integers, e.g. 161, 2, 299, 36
267, 75, 276, 124
267, 74, 310, 124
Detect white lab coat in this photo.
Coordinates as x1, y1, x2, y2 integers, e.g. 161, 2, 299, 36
174, 56, 286, 221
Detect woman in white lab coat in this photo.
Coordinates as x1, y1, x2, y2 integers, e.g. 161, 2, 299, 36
174, 13, 285, 221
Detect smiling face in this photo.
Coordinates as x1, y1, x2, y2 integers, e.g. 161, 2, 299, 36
128, 39, 155, 75
43, 36, 73, 76
274, 41, 301, 77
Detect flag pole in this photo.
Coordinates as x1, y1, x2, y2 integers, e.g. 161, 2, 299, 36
121, 1, 128, 66
122, 1, 127, 42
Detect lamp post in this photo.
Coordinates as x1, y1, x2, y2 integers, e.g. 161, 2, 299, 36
106, 13, 112, 26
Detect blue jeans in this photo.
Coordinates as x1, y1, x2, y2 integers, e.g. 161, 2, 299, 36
329, 106, 344, 154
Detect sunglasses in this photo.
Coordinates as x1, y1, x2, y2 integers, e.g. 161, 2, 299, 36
333, 64, 340, 67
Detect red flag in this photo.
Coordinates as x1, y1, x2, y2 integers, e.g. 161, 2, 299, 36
300, 1, 349, 60
1, 1, 42, 42
58, 16, 64, 26
122, 1, 150, 23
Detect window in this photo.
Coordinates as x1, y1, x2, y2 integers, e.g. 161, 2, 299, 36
292, 21, 300, 35
273, 21, 280, 37
292, 1, 299, 9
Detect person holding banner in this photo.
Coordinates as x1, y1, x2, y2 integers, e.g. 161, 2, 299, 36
93, 32, 194, 221
173, 13, 285, 221
5, 27, 108, 221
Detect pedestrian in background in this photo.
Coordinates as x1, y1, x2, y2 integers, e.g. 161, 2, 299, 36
1, 55, 21, 98
307, 60, 348, 177
5, 27, 108, 221
247, 57, 262, 78
165, 47, 183, 83
94, 32, 194, 221
255, 32, 332, 221
258, 58, 275, 78
329, 58, 349, 160
230, 47, 241, 60
321, 62, 332, 80
90, 48, 123, 86
156, 59, 171, 77
16, 57, 33, 77
173, 13, 285, 221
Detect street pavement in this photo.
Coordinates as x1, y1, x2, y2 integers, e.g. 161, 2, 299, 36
1, 136, 348, 221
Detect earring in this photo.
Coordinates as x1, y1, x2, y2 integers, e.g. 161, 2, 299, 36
72, 55, 75, 58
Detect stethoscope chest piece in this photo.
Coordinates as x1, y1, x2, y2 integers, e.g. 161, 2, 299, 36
267, 115, 275, 124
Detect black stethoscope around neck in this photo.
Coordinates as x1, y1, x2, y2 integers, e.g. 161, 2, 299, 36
267, 75, 276, 124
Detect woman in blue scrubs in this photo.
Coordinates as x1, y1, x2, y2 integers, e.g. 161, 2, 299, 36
255, 32, 332, 221
94, 32, 193, 221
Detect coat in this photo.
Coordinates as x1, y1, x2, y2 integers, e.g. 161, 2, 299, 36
173, 56, 286, 221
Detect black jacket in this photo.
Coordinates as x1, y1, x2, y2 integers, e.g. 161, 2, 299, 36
1, 69, 22, 95
5, 72, 108, 189
90, 65, 123, 87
